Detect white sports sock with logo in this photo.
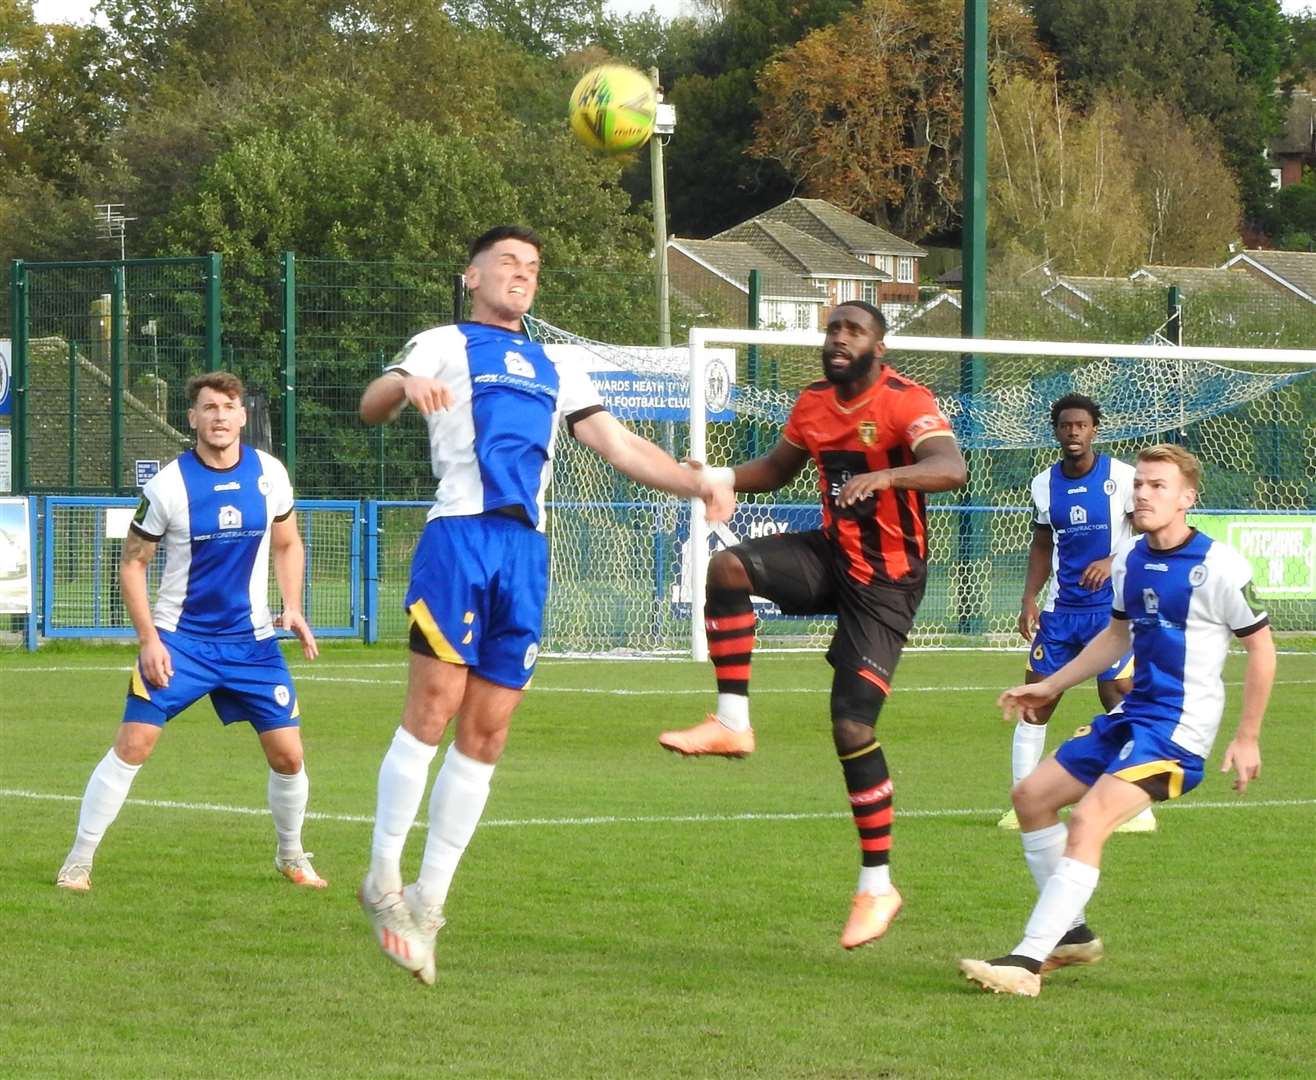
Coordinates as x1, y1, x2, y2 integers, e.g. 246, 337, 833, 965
416, 743, 496, 910
68, 749, 142, 864
368, 726, 438, 896
267, 766, 310, 860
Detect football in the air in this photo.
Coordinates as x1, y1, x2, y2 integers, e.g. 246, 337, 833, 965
568, 65, 657, 154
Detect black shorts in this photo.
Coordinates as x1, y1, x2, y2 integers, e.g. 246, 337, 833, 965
730, 530, 924, 692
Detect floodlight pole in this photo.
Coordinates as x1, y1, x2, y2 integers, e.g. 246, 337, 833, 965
650, 67, 671, 348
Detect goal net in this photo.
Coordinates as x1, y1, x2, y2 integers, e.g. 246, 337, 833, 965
527, 316, 1316, 658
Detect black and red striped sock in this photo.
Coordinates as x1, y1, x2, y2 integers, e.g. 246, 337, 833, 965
705, 587, 755, 697
840, 740, 892, 867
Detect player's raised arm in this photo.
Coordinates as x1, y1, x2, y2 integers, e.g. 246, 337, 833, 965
998, 619, 1131, 722
705, 437, 810, 495
838, 433, 966, 506
571, 409, 735, 523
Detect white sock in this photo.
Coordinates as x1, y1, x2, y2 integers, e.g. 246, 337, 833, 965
857, 865, 892, 896
1020, 822, 1067, 893
67, 749, 142, 864
1011, 721, 1048, 785
368, 726, 438, 896
267, 766, 309, 860
1021, 822, 1087, 927
715, 694, 750, 732
416, 743, 496, 910
1015, 856, 1100, 962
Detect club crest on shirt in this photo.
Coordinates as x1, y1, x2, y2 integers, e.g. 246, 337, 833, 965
218, 505, 242, 530
523, 642, 539, 669
857, 421, 877, 446
503, 350, 535, 378
1103, 478, 1116, 495
1188, 564, 1208, 587
273, 685, 290, 707
1118, 739, 1134, 761
258, 475, 271, 495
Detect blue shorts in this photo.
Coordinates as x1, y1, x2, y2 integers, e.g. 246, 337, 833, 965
1054, 711, 1205, 801
405, 514, 547, 690
1029, 608, 1133, 682
123, 630, 300, 732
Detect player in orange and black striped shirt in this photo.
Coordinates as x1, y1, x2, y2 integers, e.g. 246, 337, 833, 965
659, 301, 966, 949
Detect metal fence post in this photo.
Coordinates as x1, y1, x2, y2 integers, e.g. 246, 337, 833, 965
745, 267, 760, 460
111, 265, 126, 493
206, 251, 222, 372
281, 252, 297, 481
11, 260, 28, 492
363, 499, 379, 644
451, 272, 464, 323
68, 338, 78, 488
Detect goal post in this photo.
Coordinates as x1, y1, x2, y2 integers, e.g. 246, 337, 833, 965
528, 314, 1315, 660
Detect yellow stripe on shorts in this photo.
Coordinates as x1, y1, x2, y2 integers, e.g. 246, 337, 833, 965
1113, 758, 1184, 800
408, 598, 466, 665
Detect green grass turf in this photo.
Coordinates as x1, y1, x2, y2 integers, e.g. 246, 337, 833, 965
2, 643, 1313, 1079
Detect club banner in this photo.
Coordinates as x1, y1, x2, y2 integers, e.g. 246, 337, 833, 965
0, 497, 32, 614
1188, 513, 1316, 599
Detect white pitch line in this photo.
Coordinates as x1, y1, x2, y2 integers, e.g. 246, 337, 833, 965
1, 788, 1311, 830
3, 666, 1315, 696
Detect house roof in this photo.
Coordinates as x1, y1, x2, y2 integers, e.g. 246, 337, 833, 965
669, 239, 825, 303
1224, 250, 1316, 303
1271, 90, 1316, 156
756, 198, 926, 257
713, 219, 889, 280
1131, 264, 1284, 301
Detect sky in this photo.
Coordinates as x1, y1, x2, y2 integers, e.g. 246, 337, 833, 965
30, 0, 701, 25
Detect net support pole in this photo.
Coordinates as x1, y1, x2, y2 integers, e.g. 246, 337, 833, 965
110, 265, 125, 493
689, 327, 709, 662
281, 252, 297, 481
205, 252, 222, 372
11, 260, 27, 493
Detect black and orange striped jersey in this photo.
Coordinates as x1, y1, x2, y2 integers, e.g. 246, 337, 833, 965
783, 365, 955, 588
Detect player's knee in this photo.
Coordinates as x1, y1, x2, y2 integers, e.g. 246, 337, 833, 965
113, 726, 159, 765
267, 747, 303, 774
707, 549, 749, 591
829, 669, 886, 752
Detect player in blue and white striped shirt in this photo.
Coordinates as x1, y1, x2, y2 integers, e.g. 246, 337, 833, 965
355, 225, 735, 984
961, 444, 1275, 997
56, 372, 326, 893
1003, 394, 1157, 833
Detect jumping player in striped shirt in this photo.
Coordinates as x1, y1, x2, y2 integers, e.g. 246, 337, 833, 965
658, 300, 967, 949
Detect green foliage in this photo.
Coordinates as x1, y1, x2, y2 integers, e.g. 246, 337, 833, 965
1265, 180, 1316, 250
1031, 0, 1277, 219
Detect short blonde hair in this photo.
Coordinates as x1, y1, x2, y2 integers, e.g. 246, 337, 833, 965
1137, 443, 1202, 492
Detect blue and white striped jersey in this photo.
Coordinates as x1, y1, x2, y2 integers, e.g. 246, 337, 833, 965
1110, 530, 1268, 757
387, 322, 603, 531
130, 446, 295, 640
1031, 454, 1135, 611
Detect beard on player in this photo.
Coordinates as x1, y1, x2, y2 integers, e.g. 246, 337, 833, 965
822, 345, 877, 387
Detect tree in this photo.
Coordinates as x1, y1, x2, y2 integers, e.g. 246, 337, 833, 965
987, 74, 1146, 275
751, 0, 1045, 240
443, 0, 609, 58
1113, 97, 1241, 266
1031, 0, 1275, 219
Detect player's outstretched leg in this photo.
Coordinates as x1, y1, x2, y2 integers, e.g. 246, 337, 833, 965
660, 579, 756, 757
266, 758, 328, 888
56, 746, 145, 892
1040, 924, 1104, 972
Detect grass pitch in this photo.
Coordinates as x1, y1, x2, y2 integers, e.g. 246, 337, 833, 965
2, 643, 1313, 1079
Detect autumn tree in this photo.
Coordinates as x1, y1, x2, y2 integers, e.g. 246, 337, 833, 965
987, 74, 1146, 275
1113, 97, 1241, 266
750, 0, 1044, 240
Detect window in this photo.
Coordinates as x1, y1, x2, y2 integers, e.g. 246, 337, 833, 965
836, 279, 858, 302
896, 257, 915, 283
861, 282, 876, 304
